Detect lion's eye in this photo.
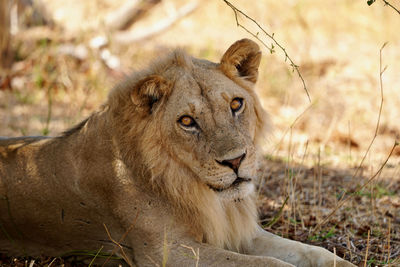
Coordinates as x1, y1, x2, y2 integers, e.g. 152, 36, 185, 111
178, 116, 196, 128
230, 98, 244, 114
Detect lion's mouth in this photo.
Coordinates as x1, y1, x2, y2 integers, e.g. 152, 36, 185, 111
208, 177, 252, 192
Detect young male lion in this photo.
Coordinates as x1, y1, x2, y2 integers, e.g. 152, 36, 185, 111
0, 39, 354, 266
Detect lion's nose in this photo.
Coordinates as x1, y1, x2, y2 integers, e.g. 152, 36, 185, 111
216, 153, 246, 174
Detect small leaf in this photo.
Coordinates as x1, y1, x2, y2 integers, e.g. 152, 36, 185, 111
367, 0, 376, 6
270, 44, 275, 54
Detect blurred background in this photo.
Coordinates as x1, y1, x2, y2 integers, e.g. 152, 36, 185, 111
0, 0, 399, 266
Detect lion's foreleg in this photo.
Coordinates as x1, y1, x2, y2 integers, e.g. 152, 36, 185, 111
133, 238, 295, 267
247, 227, 355, 267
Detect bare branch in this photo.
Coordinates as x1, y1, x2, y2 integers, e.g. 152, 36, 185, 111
350, 42, 387, 179
382, 0, 400, 16
223, 0, 311, 102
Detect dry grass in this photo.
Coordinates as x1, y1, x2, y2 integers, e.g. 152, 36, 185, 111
1, 0, 400, 266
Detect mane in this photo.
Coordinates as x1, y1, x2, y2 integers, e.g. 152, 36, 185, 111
105, 49, 267, 252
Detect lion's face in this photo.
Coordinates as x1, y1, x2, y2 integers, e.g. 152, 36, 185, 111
121, 39, 266, 201
160, 68, 258, 200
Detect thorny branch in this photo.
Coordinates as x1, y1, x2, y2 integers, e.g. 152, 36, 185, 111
382, 0, 400, 16
223, 0, 311, 102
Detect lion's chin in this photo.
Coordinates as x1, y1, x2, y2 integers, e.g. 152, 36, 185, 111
208, 179, 255, 200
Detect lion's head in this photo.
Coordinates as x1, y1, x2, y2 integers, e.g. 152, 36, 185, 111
107, 39, 268, 251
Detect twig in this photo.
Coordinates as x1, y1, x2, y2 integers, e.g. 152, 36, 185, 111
352, 42, 387, 179
223, 0, 311, 102
382, 0, 400, 15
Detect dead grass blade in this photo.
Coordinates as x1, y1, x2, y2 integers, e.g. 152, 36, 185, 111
103, 223, 131, 266
363, 230, 370, 267
102, 209, 140, 267
88, 246, 104, 267
264, 195, 289, 227
180, 244, 200, 267
387, 219, 391, 265
333, 247, 337, 267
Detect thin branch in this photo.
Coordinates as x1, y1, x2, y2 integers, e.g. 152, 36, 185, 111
382, 0, 400, 15
223, 0, 311, 102
351, 42, 387, 179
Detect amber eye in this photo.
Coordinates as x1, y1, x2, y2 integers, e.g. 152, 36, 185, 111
230, 98, 243, 113
178, 116, 196, 128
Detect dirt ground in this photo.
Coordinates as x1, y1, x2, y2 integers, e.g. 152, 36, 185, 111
0, 0, 399, 266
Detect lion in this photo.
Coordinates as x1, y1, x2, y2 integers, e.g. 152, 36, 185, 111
0, 39, 354, 267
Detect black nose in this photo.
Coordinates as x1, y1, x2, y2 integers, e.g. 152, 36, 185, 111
216, 153, 246, 174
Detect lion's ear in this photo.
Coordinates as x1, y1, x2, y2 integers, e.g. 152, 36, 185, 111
220, 39, 262, 84
130, 75, 171, 113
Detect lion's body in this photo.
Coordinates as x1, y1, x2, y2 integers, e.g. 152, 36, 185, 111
0, 40, 354, 267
